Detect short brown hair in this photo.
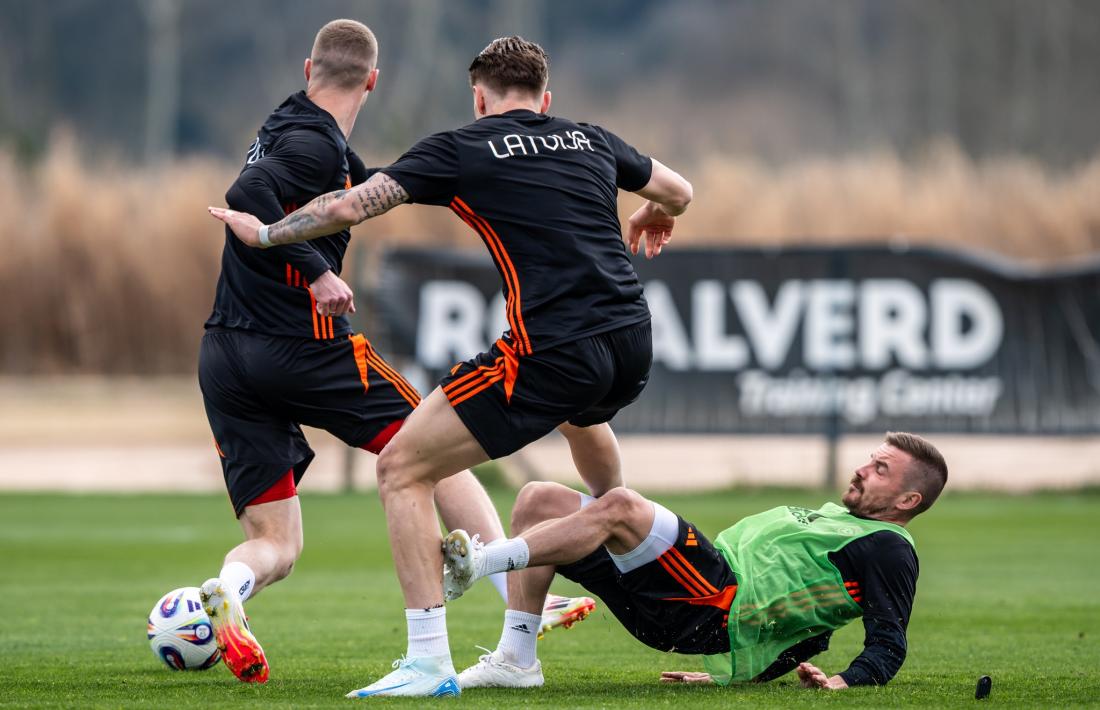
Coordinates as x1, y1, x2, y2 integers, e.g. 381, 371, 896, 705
886, 432, 948, 518
468, 36, 549, 96
310, 19, 378, 90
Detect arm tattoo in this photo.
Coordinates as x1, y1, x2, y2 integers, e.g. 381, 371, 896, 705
351, 173, 409, 222
267, 174, 409, 246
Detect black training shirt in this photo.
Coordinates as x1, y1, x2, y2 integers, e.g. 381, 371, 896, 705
205, 91, 371, 340
381, 109, 653, 355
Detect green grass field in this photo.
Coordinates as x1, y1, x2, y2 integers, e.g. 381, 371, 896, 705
2, 488, 1098, 708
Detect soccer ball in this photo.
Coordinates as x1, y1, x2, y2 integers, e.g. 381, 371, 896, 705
147, 587, 221, 671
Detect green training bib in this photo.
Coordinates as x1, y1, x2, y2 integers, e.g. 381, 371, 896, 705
703, 502, 914, 684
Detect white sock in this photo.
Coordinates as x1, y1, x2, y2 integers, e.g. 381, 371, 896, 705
405, 607, 449, 658
497, 610, 540, 668
484, 538, 530, 575
489, 572, 509, 603
219, 561, 256, 603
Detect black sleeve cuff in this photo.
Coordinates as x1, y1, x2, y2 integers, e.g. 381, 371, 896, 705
279, 246, 332, 283
839, 662, 888, 687
621, 156, 653, 193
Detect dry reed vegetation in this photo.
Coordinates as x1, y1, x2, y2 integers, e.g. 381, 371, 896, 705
3, 137, 1099, 374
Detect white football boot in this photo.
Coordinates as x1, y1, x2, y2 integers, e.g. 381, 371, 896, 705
458, 648, 544, 689
345, 655, 460, 698
442, 529, 487, 602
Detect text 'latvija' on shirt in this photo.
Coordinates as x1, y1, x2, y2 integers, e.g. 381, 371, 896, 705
381, 109, 654, 355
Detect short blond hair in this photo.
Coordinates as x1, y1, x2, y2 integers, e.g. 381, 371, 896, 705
310, 19, 377, 90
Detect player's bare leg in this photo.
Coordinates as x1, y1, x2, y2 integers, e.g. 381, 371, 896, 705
447, 484, 653, 599
506, 482, 591, 615
454, 483, 652, 687
228, 496, 304, 596
201, 496, 301, 684
376, 387, 489, 607
435, 470, 505, 545
434, 468, 509, 593
436, 462, 593, 628
541, 423, 620, 635
518, 486, 653, 562
346, 386, 488, 697
558, 422, 623, 496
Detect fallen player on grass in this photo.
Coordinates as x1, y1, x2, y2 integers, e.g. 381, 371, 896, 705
443, 431, 947, 690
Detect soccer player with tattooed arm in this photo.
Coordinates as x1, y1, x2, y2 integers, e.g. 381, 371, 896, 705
196, 23, 597, 686
212, 36, 692, 697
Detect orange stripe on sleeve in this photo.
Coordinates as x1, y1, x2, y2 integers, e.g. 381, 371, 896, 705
285, 263, 292, 286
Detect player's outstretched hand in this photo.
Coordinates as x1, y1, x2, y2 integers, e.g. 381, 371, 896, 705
660, 671, 713, 684
209, 206, 263, 248
310, 270, 356, 317
796, 662, 848, 690
626, 201, 675, 259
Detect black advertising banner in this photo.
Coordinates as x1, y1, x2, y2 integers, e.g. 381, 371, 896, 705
368, 246, 1100, 434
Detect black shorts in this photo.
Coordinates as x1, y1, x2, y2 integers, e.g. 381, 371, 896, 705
441, 320, 652, 459
557, 516, 736, 655
198, 328, 420, 515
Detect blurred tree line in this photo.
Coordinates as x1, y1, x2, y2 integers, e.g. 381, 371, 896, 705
0, 0, 1096, 167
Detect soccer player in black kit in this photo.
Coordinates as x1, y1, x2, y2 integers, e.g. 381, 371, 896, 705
211, 36, 694, 697
197, 22, 582, 685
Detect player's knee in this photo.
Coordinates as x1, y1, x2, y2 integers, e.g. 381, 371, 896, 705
375, 442, 415, 497
512, 481, 566, 532
270, 534, 303, 582
596, 487, 648, 528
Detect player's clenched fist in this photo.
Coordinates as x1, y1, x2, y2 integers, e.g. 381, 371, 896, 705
209, 206, 264, 248
310, 270, 356, 317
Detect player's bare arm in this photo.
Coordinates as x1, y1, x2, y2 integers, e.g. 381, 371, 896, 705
208, 172, 409, 249
626, 158, 693, 259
